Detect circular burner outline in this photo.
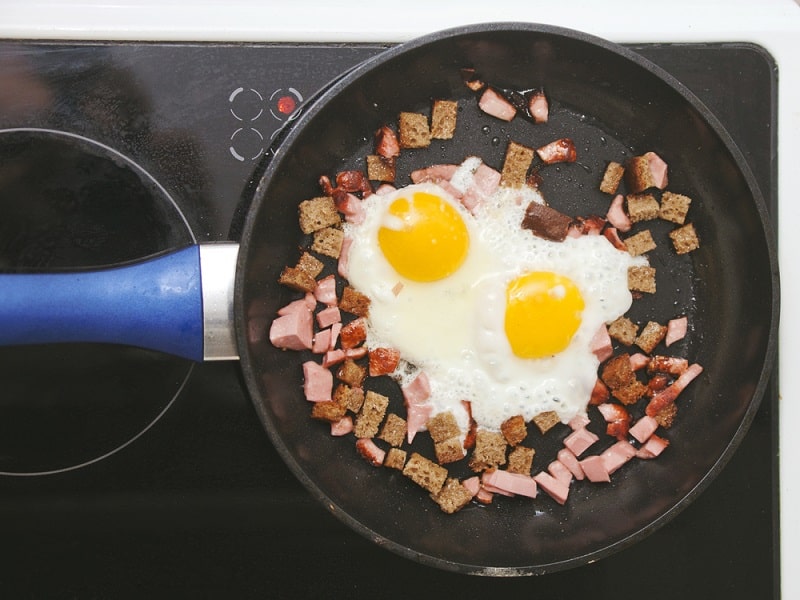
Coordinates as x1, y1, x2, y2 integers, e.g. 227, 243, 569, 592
0, 126, 198, 477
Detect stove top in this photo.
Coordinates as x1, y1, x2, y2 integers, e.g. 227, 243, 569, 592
0, 41, 779, 597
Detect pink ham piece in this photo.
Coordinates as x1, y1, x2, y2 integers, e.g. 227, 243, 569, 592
334, 191, 366, 225
557, 448, 585, 481
330, 415, 353, 436
579, 455, 611, 483
475, 487, 495, 504
478, 87, 517, 121
601, 440, 637, 475
568, 413, 591, 431
460, 162, 502, 213
375, 183, 397, 195
563, 427, 599, 457
462, 476, 481, 498
316, 306, 341, 329
606, 194, 632, 232
269, 305, 313, 351
344, 347, 368, 359
374, 125, 400, 159
647, 355, 689, 376
322, 349, 346, 368
338, 235, 352, 278
311, 328, 332, 354
590, 324, 613, 362
329, 322, 342, 349
302, 360, 333, 402
534, 471, 569, 505
645, 363, 704, 417
629, 415, 659, 443
603, 227, 627, 252
483, 469, 538, 499
626, 151, 668, 193
547, 460, 573, 486
355, 438, 385, 467
665, 316, 688, 346
410, 164, 458, 184
313, 274, 337, 306
277, 296, 312, 316
402, 371, 433, 443
636, 433, 670, 459
536, 138, 577, 164
528, 90, 548, 123
629, 353, 651, 371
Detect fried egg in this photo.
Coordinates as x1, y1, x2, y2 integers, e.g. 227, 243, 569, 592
344, 177, 645, 432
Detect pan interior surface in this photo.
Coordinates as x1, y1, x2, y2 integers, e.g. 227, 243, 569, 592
236, 23, 778, 574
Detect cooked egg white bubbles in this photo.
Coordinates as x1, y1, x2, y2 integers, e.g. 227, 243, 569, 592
344, 176, 645, 433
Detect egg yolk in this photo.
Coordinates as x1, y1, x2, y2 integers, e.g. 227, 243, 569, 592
505, 271, 585, 359
378, 191, 470, 282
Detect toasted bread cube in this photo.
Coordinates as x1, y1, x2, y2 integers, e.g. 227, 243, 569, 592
403, 452, 447, 494
669, 223, 700, 254
628, 265, 656, 294
378, 413, 407, 447
311, 226, 344, 259
500, 414, 527, 446
608, 316, 639, 346
532, 410, 560, 435
427, 412, 461, 443
431, 99, 458, 139
334, 383, 365, 412
626, 193, 660, 223
278, 266, 316, 293
366, 154, 396, 182
636, 321, 667, 354
354, 390, 389, 439
507, 445, 535, 475
500, 141, 535, 188
468, 430, 507, 472
599, 161, 625, 194
625, 230, 657, 256
311, 400, 347, 423
654, 402, 678, 428
601, 353, 636, 389
296, 252, 324, 278
299, 196, 340, 234
613, 380, 648, 405
431, 478, 473, 514
340, 286, 370, 317
659, 191, 692, 224
398, 112, 431, 149
435, 436, 466, 464
336, 359, 367, 388
384, 447, 407, 470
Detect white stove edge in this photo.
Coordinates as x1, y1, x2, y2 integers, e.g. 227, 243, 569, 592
1, 0, 798, 595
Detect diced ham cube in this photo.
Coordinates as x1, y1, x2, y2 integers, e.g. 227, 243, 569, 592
590, 379, 610, 405
536, 138, 577, 164
563, 427, 599, 457
302, 360, 333, 402
462, 476, 481, 497
410, 164, 458, 184
311, 327, 332, 354
269, 307, 313, 351
355, 438, 385, 466
590, 324, 613, 362
606, 194, 632, 232
528, 90, 548, 123
603, 227, 628, 252
313, 274, 337, 306
403, 372, 432, 443
329, 322, 342, 350
557, 448, 585, 481
600, 440, 637, 474
483, 469, 538, 499
322, 349, 346, 367
277, 298, 311, 316
330, 415, 353, 436
629, 353, 651, 371
338, 236, 352, 278
597, 403, 630, 424
475, 487, 494, 504
665, 316, 688, 346
478, 87, 517, 122
645, 363, 704, 417
568, 413, 591, 431
533, 471, 569, 505
629, 415, 659, 443
374, 125, 400, 159
316, 306, 341, 329
636, 433, 670, 459
344, 346, 367, 359
579, 455, 611, 483
334, 191, 366, 225
547, 460, 573, 486
375, 183, 397, 195
626, 151, 669, 193
480, 481, 515, 497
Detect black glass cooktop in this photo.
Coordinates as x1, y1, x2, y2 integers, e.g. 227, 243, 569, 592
0, 41, 778, 598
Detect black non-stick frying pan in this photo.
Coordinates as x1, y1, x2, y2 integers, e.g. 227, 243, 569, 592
0, 23, 779, 575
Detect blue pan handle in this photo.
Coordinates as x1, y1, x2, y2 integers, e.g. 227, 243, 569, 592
0, 243, 239, 362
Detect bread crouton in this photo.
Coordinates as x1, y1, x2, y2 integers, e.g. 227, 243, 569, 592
599, 161, 625, 194
626, 193, 660, 223
500, 141, 535, 188
469, 430, 507, 472
403, 452, 447, 494
608, 316, 639, 345
669, 223, 700, 254
636, 321, 667, 354
431, 478, 473, 514
601, 353, 636, 390
628, 265, 656, 294
340, 286, 370, 317
278, 265, 316, 293
334, 383, 365, 412
378, 413, 407, 447
431, 99, 458, 139
354, 390, 389, 439
336, 359, 367, 388
366, 154, 396, 182
434, 437, 466, 464
659, 191, 692, 224
298, 196, 340, 234
384, 447, 407, 470
398, 112, 431, 149
500, 415, 527, 446
613, 380, 648, 405
427, 412, 461, 443
625, 230, 657, 256
532, 410, 560, 435
310, 400, 347, 423
311, 226, 344, 259
507, 445, 535, 475
654, 402, 678, 428
296, 252, 324, 278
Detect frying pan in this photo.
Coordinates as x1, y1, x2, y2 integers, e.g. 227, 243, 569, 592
0, 23, 779, 574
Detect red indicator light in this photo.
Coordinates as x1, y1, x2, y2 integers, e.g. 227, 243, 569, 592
276, 95, 297, 115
